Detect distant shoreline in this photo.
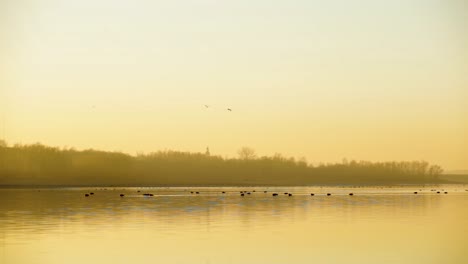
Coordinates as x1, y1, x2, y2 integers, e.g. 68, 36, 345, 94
1, 143, 462, 187
1, 179, 466, 189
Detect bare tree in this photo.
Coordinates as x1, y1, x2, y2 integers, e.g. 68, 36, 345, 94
237, 147, 256, 160
428, 165, 443, 180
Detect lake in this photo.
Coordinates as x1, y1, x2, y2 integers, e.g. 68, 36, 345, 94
1, 186, 467, 264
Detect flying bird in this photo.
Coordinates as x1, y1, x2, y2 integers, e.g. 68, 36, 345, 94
204, 105, 210, 108
227, 108, 232, 111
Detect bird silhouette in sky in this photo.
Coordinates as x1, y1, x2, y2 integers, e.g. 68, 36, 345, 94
202, 105, 232, 111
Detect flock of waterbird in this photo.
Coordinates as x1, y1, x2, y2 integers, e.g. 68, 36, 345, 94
82, 188, 463, 198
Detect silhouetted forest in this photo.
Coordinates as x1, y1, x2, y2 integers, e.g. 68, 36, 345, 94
0, 141, 446, 186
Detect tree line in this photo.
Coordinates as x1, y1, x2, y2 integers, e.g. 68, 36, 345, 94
0, 141, 445, 186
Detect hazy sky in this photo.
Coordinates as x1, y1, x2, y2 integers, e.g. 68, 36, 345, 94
1, 0, 467, 170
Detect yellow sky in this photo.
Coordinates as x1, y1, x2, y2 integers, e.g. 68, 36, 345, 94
1, 0, 467, 170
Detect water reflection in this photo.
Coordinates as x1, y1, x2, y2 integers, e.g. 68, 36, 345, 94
1, 186, 467, 264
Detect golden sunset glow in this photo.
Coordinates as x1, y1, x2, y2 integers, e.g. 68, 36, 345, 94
1, 0, 467, 170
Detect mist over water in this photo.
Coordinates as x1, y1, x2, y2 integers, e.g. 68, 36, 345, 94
1, 186, 467, 264
1, 1, 467, 263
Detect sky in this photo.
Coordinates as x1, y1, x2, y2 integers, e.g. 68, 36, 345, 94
0, 0, 467, 170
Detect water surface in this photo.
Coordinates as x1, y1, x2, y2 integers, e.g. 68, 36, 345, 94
1, 186, 467, 264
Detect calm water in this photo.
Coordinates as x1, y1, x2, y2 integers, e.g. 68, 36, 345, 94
1, 186, 467, 264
